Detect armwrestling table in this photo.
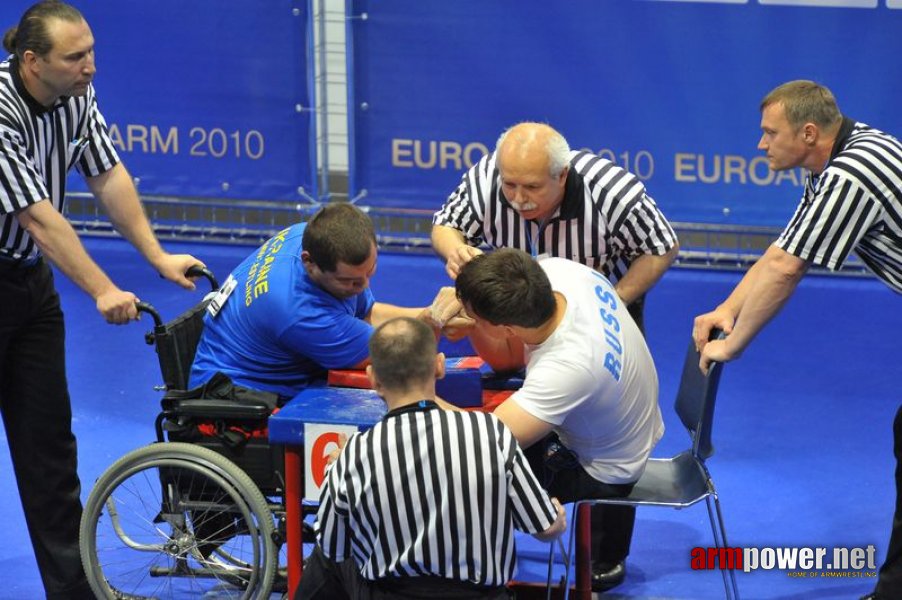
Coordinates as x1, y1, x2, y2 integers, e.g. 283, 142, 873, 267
268, 358, 593, 599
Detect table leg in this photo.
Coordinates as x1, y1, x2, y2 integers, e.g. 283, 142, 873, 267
575, 503, 592, 600
285, 445, 303, 598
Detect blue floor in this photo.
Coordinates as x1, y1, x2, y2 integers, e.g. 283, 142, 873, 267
0, 237, 898, 599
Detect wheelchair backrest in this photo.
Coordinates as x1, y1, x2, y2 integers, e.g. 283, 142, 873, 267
152, 298, 210, 391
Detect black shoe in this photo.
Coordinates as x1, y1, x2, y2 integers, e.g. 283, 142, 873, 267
591, 560, 626, 592
859, 594, 880, 600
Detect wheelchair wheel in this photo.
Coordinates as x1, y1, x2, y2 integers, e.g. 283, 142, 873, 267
80, 442, 278, 599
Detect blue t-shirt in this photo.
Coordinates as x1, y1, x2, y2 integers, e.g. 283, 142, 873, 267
189, 223, 376, 398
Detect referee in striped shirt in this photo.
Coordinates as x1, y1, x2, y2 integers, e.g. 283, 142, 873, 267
0, 3, 201, 597
298, 317, 566, 600
432, 121, 679, 332
691, 81, 902, 600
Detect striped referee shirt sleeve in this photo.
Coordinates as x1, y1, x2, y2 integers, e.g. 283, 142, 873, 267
315, 448, 353, 561
500, 423, 558, 535
615, 191, 678, 257
0, 124, 50, 214
776, 172, 882, 271
596, 168, 677, 259
75, 90, 121, 177
432, 154, 493, 246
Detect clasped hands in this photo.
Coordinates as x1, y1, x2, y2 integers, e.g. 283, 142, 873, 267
425, 286, 475, 342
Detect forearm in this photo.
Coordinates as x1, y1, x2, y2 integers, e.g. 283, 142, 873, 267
88, 163, 165, 266
614, 246, 679, 304
17, 201, 117, 299
716, 250, 775, 318
430, 224, 466, 260
723, 246, 807, 356
368, 302, 429, 328
492, 398, 553, 449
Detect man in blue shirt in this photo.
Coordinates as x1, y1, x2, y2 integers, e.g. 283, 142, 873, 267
191, 203, 455, 400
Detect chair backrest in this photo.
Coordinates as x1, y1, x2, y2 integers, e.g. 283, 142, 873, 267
152, 299, 211, 391
673, 330, 726, 460
139, 267, 219, 392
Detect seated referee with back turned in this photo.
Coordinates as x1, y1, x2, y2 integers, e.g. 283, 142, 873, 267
296, 316, 566, 600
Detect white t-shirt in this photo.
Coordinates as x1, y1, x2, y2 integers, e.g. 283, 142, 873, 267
511, 257, 664, 484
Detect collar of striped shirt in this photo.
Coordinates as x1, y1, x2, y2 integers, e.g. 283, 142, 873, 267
7, 56, 67, 115
557, 166, 586, 219
383, 399, 438, 419
828, 116, 856, 163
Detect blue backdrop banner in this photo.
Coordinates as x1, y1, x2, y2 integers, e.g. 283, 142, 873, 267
348, 0, 902, 226
1, 1, 316, 202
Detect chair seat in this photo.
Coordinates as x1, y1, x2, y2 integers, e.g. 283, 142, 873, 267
546, 332, 738, 600
593, 451, 711, 508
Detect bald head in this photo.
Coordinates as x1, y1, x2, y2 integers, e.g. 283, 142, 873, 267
494, 122, 571, 222
368, 317, 438, 393
496, 122, 570, 178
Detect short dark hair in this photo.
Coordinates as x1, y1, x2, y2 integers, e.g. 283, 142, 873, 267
760, 80, 842, 131
301, 203, 376, 272
3, 1, 84, 58
455, 248, 556, 328
368, 317, 436, 392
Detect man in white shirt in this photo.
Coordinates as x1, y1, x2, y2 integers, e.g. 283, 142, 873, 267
453, 248, 664, 592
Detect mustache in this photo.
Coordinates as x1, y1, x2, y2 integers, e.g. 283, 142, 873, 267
510, 200, 538, 211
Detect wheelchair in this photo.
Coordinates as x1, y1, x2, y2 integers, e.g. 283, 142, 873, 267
79, 266, 289, 600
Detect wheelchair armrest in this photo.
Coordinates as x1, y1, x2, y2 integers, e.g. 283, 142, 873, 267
164, 398, 272, 420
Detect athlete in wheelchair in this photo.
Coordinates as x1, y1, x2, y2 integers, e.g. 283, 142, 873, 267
80, 204, 460, 599
79, 264, 287, 600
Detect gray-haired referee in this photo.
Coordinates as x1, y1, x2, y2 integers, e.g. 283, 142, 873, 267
431, 121, 678, 590
0, 2, 201, 597
432, 121, 679, 334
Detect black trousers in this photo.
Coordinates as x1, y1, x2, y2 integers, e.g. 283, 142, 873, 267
626, 294, 645, 336
0, 262, 93, 599
875, 405, 902, 597
296, 546, 512, 600
526, 438, 636, 565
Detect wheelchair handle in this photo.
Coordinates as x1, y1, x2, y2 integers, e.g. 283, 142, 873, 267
136, 301, 163, 330
187, 265, 219, 291
138, 266, 218, 344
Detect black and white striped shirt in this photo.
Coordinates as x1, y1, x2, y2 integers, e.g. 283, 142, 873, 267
315, 401, 557, 587
0, 55, 119, 261
777, 118, 902, 294
433, 150, 678, 282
